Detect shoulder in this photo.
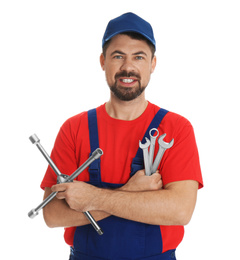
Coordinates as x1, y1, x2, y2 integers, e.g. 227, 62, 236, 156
163, 111, 194, 144
57, 111, 87, 139
164, 111, 192, 131
149, 103, 194, 143
63, 111, 88, 128
58, 105, 104, 142
61, 104, 105, 131
149, 103, 192, 131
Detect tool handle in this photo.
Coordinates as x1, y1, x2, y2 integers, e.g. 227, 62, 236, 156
84, 212, 103, 235
29, 134, 62, 177
28, 191, 57, 218
29, 191, 103, 235
65, 148, 103, 182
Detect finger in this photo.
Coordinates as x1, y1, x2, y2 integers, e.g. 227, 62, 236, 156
151, 172, 161, 178
51, 183, 67, 192
56, 191, 66, 200
136, 170, 145, 176
152, 170, 160, 175
151, 172, 162, 182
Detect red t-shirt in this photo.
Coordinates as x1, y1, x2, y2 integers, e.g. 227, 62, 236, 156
41, 102, 203, 252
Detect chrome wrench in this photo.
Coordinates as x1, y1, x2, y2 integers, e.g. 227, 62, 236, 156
149, 128, 159, 172
139, 137, 151, 176
28, 134, 104, 235
151, 133, 174, 173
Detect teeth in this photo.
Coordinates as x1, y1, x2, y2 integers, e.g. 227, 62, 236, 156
122, 79, 134, 83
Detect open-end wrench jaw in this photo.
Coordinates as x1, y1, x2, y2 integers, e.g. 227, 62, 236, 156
158, 133, 174, 148
139, 137, 150, 148
151, 134, 174, 173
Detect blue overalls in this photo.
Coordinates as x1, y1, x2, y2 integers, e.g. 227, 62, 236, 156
70, 108, 176, 260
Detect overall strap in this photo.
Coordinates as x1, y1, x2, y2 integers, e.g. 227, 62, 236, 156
130, 108, 169, 176
88, 108, 101, 184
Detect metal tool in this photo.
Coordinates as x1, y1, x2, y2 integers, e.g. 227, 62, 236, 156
28, 134, 104, 235
139, 129, 174, 176
151, 133, 174, 173
29, 134, 69, 184
139, 137, 151, 176
149, 128, 159, 171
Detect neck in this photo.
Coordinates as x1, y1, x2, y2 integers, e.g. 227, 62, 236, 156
105, 93, 148, 121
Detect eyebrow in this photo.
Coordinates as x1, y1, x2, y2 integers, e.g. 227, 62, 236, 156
110, 50, 148, 57
110, 50, 126, 56
133, 51, 148, 57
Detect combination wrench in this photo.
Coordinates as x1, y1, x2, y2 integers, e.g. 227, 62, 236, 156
151, 133, 174, 173
28, 134, 104, 235
149, 128, 159, 172
139, 137, 151, 176
139, 129, 174, 175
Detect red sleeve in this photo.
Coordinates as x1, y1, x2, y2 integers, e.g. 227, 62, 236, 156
40, 118, 78, 190
160, 114, 203, 189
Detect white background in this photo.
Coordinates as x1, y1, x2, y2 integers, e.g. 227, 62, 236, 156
1, 0, 239, 259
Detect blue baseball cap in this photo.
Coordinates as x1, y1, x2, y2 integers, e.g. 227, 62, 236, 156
102, 12, 156, 49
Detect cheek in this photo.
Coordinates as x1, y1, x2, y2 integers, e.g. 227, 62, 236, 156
105, 69, 115, 85
140, 66, 152, 82
105, 65, 118, 81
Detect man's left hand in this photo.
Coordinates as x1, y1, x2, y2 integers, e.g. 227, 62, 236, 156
51, 181, 99, 212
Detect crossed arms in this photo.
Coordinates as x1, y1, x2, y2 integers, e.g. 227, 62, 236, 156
43, 170, 198, 228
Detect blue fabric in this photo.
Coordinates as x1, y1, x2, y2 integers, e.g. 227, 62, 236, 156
71, 108, 173, 260
88, 109, 101, 185
73, 217, 162, 259
102, 12, 156, 49
70, 247, 176, 260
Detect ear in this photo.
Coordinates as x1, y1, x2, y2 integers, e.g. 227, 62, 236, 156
151, 56, 157, 73
100, 53, 105, 71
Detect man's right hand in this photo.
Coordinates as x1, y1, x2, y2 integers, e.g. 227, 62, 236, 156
121, 170, 163, 192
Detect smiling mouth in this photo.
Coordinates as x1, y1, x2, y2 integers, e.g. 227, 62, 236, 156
115, 71, 141, 85
118, 76, 140, 86
120, 78, 135, 83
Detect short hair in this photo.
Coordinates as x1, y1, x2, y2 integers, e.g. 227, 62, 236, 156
102, 32, 156, 59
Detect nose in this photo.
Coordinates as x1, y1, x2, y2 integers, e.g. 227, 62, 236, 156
120, 57, 136, 72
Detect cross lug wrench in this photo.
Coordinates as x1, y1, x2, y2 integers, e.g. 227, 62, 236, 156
28, 134, 104, 235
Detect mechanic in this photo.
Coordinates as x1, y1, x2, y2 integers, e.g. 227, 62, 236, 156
41, 12, 203, 260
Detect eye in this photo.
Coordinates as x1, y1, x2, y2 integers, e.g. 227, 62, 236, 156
135, 56, 144, 60
113, 55, 123, 59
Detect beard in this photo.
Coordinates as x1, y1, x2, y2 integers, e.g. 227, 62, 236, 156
109, 71, 147, 101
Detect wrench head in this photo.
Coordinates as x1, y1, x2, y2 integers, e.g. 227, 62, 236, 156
29, 134, 40, 144
28, 209, 39, 219
149, 128, 159, 140
139, 137, 151, 149
158, 133, 174, 149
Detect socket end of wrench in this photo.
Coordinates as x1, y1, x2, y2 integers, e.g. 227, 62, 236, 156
28, 209, 39, 219
97, 228, 104, 235
92, 148, 104, 160
29, 134, 40, 144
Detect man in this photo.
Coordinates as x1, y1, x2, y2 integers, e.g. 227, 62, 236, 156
41, 12, 203, 260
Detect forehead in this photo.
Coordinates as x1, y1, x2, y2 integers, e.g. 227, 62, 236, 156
106, 34, 152, 56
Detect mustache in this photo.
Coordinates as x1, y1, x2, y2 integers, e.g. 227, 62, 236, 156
115, 71, 141, 80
